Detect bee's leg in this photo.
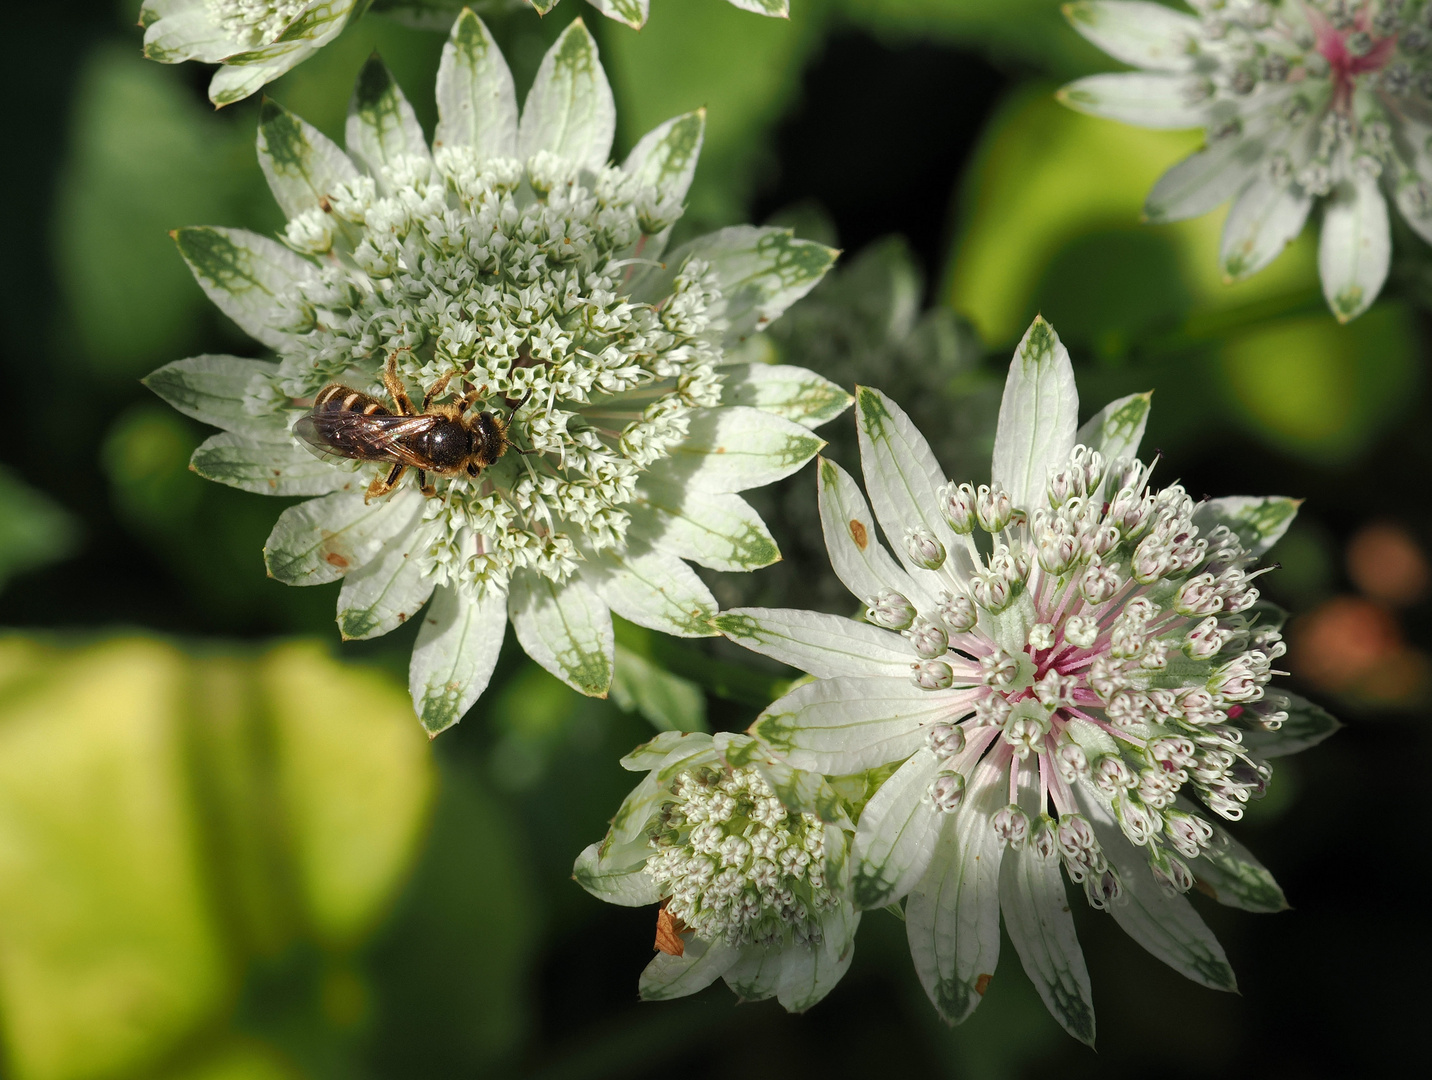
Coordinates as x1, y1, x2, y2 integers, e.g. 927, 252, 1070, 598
456, 382, 488, 417
383, 352, 417, 416
421, 374, 453, 412
417, 470, 436, 498
365, 463, 405, 503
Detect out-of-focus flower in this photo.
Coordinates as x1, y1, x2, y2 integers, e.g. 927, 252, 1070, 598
1060, 0, 1432, 322
1290, 595, 1421, 695
1291, 520, 1429, 703
716, 317, 1339, 1042
1347, 520, 1429, 604
574, 730, 858, 1011
537, 0, 788, 32
140, 0, 362, 106
145, 12, 843, 733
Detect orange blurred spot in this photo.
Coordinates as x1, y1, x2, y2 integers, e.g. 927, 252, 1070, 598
1347, 522, 1428, 606
1291, 596, 1428, 704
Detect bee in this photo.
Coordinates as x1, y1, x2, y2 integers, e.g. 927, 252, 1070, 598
295, 352, 530, 502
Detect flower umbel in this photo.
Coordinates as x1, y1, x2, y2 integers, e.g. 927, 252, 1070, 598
144, 12, 844, 733
140, 0, 361, 106
716, 317, 1340, 1042
575, 730, 859, 1011
1059, 0, 1432, 322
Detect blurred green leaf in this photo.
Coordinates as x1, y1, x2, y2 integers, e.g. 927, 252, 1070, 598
486, 662, 605, 791
0, 469, 78, 594
0, 634, 442, 1080
0, 637, 232, 1080
260, 642, 434, 948
103, 404, 204, 530
610, 645, 708, 732
943, 85, 1319, 349
156, 1040, 297, 1080
603, 0, 828, 229
1216, 304, 1420, 464
839, 0, 1108, 76
53, 45, 262, 375
366, 759, 537, 1073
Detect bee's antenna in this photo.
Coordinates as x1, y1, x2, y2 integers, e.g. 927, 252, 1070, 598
504, 387, 534, 420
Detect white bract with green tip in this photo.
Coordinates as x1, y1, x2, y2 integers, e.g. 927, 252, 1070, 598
139, 0, 361, 106
716, 317, 1339, 1042
536, 0, 789, 32
1060, 0, 1432, 322
144, 12, 844, 734
575, 730, 859, 1012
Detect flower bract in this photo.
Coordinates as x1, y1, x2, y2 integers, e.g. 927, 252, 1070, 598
538, 0, 790, 31
140, 0, 361, 106
575, 730, 859, 1011
144, 11, 844, 733
715, 316, 1340, 1042
1060, 0, 1432, 322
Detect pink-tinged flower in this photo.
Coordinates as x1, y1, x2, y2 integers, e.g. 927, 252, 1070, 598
1060, 0, 1432, 322
715, 317, 1339, 1042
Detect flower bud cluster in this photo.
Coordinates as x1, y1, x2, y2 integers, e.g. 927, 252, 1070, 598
250, 148, 725, 592
877, 439, 1292, 893
645, 765, 838, 948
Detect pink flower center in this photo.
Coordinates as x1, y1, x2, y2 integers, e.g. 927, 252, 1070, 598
1307, 3, 1398, 105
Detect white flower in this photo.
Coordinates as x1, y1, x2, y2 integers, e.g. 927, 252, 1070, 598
1059, 0, 1432, 322
140, 0, 361, 106
144, 12, 845, 733
715, 317, 1340, 1042
541, 0, 790, 32
574, 730, 859, 1011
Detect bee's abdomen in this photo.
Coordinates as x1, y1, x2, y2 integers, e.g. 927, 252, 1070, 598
314, 384, 389, 416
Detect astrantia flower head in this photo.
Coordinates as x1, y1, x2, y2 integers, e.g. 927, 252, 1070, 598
575, 730, 859, 1011
140, 0, 361, 106
145, 12, 844, 733
540, 0, 789, 31
1059, 0, 1432, 322
716, 317, 1339, 1041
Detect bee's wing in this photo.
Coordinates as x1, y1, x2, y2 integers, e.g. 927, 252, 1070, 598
293, 414, 360, 464
296, 411, 438, 467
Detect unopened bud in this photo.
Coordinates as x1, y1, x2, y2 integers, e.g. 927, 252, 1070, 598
939, 481, 977, 534
867, 588, 916, 630
1065, 615, 1099, 648
927, 722, 967, 759
912, 660, 954, 690
976, 484, 1013, 533
993, 804, 1030, 848
937, 590, 978, 632
905, 527, 946, 570
929, 770, 966, 812
905, 619, 949, 659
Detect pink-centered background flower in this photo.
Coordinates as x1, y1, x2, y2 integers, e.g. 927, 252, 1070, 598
1061, 0, 1432, 321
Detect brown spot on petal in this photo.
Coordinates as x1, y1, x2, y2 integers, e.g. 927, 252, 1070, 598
975, 973, 992, 996
654, 900, 686, 956
849, 519, 868, 550
325, 552, 350, 569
